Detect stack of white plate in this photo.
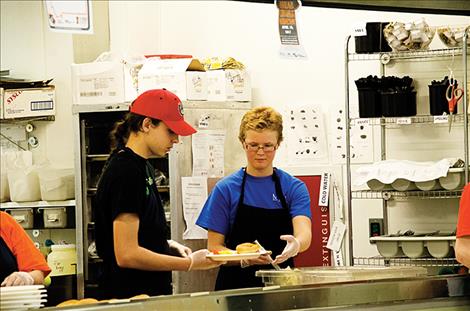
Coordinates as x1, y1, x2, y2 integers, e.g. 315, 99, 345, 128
0, 285, 47, 310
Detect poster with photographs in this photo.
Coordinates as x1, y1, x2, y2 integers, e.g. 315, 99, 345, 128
285, 106, 328, 165
330, 108, 373, 164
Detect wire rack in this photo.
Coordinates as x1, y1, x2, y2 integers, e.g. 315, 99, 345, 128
354, 256, 462, 267
350, 114, 467, 126
348, 48, 467, 62
352, 189, 463, 200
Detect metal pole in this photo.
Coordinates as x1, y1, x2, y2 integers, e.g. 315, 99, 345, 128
344, 35, 353, 266
463, 27, 469, 183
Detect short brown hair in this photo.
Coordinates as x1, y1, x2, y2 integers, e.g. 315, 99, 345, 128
238, 106, 283, 143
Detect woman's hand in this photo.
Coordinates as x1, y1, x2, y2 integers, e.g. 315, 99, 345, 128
168, 240, 192, 257
1, 271, 34, 286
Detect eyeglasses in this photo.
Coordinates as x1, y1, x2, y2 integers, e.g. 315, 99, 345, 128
244, 142, 277, 152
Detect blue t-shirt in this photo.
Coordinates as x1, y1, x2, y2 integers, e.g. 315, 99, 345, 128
196, 168, 311, 235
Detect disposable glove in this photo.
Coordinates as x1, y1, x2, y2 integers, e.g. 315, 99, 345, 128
1, 271, 34, 286
273, 235, 300, 265
187, 249, 225, 271
168, 239, 192, 257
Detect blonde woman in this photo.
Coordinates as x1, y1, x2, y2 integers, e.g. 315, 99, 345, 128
197, 106, 312, 290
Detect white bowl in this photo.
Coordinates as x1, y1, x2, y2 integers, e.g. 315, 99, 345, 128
401, 240, 429, 258
415, 179, 441, 191
426, 240, 453, 258
438, 169, 464, 190
391, 179, 417, 191
367, 179, 393, 191
375, 240, 404, 257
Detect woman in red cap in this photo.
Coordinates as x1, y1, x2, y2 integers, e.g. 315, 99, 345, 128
94, 89, 222, 299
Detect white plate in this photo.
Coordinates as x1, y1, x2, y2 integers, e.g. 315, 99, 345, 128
0, 285, 44, 292
1, 298, 47, 305
1, 293, 47, 300
207, 250, 271, 261
1, 304, 45, 311
1, 290, 47, 297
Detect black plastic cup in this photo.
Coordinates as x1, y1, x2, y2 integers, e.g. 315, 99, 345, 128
358, 88, 381, 117
429, 84, 454, 115
355, 22, 392, 54
381, 91, 416, 117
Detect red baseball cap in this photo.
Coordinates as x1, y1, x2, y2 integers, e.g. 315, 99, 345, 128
130, 89, 196, 136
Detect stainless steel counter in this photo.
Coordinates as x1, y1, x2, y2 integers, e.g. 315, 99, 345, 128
46, 274, 470, 310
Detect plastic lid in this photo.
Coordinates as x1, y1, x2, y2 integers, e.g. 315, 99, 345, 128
51, 244, 76, 250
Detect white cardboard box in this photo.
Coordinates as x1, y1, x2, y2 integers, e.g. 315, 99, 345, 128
207, 69, 251, 102
138, 58, 205, 100
186, 71, 208, 100
71, 61, 125, 104
0, 88, 4, 119
3, 86, 55, 119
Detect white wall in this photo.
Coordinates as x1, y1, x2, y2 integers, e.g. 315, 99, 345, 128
109, 1, 469, 259
1, 0, 75, 168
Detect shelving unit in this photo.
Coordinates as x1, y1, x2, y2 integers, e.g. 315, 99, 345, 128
344, 29, 469, 267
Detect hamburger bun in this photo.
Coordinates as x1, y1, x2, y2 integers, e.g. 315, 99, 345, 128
130, 294, 150, 300
78, 298, 99, 305
57, 299, 80, 307
236, 242, 260, 254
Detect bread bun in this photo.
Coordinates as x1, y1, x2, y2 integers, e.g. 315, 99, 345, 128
236, 242, 260, 254
57, 299, 79, 307
78, 298, 99, 305
130, 294, 150, 300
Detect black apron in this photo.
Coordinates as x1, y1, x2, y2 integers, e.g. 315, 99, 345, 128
215, 168, 294, 290
98, 149, 172, 298
0, 236, 18, 282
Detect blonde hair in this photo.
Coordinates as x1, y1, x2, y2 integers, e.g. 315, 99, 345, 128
238, 106, 283, 143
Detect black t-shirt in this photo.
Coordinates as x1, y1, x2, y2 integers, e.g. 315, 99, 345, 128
94, 147, 171, 298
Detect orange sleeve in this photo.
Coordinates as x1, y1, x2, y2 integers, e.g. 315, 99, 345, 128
0, 212, 51, 276
457, 183, 470, 238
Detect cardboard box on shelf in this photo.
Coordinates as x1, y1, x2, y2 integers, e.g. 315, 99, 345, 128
71, 61, 125, 104
3, 86, 55, 119
0, 88, 4, 119
207, 69, 251, 102
186, 71, 208, 100
138, 58, 206, 100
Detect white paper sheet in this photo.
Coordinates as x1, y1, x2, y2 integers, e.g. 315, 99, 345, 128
285, 106, 328, 164
182, 177, 208, 240
191, 130, 225, 177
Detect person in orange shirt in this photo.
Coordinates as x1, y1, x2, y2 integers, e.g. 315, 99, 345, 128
0, 211, 51, 286
456, 183, 470, 268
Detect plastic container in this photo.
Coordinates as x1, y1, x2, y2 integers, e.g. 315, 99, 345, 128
40, 207, 67, 228
381, 91, 416, 117
375, 240, 404, 257
355, 22, 392, 53
358, 88, 381, 118
47, 244, 77, 276
401, 240, 429, 258
437, 25, 470, 48
429, 84, 454, 115
255, 266, 427, 286
7, 208, 34, 229
383, 20, 435, 51
427, 239, 454, 258
38, 168, 74, 201
7, 167, 41, 202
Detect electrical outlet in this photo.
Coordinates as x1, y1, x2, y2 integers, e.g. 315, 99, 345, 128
369, 218, 384, 239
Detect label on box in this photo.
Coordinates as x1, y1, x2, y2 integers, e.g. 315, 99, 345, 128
3, 87, 55, 119
353, 23, 367, 37
434, 115, 449, 123
396, 117, 411, 125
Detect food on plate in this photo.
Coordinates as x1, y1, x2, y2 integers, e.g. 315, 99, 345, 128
236, 242, 261, 254
212, 249, 237, 255
79, 298, 99, 305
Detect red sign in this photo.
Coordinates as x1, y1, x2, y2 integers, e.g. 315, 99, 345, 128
294, 175, 331, 267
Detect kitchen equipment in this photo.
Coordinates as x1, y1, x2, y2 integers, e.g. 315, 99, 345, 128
391, 178, 417, 191
6, 208, 34, 229
255, 240, 281, 270
39, 207, 67, 228
438, 168, 465, 190
445, 81, 464, 132
255, 266, 427, 286
47, 244, 77, 276
415, 179, 441, 191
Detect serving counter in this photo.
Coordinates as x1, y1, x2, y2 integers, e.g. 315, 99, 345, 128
45, 274, 470, 310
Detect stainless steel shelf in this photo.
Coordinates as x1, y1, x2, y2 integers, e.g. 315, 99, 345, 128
0, 115, 55, 123
88, 186, 169, 194
352, 189, 463, 200
348, 48, 467, 61
0, 200, 76, 209
354, 256, 462, 267
86, 154, 109, 161
350, 114, 468, 126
